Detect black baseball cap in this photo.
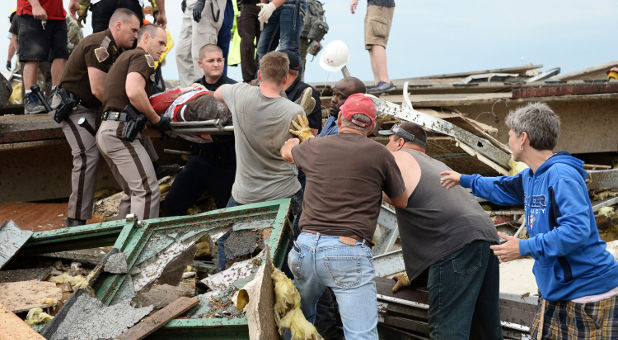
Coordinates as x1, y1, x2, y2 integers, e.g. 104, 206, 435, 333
378, 122, 427, 147
282, 50, 300, 71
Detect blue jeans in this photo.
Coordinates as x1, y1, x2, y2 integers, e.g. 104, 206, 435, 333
217, 0, 234, 77
289, 232, 378, 340
216, 190, 303, 271
427, 240, 503, 339
256, 0, 306, 71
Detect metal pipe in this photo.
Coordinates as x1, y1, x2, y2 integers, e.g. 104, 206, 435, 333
376, 294, 429, 310
170, 119, 220, 127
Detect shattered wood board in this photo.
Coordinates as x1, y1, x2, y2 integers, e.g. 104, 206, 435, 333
93, 199, 293, 338
117, 297, 199, 340
46, 293, 153, 340
0, 267, 52, 283
232, 218, 275, 231
0, 302, 46, 340
40, 247, 109, 266
0, 280, 62, 313
0, 220, 33, 269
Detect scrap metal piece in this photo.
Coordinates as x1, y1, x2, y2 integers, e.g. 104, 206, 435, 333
372, 205, 399, 255
526, 67, 561, 83
0, 220, 33, 269
132, 241, 196, 292
232, 219, 275, 232
373, 249, 406, 277
370, 95, 512, 170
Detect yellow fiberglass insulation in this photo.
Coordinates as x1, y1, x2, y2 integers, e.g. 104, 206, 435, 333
271, 268, 323, 340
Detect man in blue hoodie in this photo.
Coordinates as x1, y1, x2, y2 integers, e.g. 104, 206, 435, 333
440, 102, 618, 339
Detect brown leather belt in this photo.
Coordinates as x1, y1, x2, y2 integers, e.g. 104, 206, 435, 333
302, 229, 365, 246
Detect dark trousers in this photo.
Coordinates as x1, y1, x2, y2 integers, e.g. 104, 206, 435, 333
217, 0, 234, 77
163, 154, 235, 216
427, 240, 503, 339
238, 3, 260, 82
91, 0, 143, 33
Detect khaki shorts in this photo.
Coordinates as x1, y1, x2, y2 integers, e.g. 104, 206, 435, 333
364, 5, 394, 49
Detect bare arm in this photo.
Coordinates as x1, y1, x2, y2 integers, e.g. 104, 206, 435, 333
68, 0, 80, 20
87, 67, 107, 102
7, 34, 17, 63
388, 192, 409, 209
27, 0, 47, 20
154, 0, 167, 27
280, 138, 299, 163
272, 0, 287, 7
350, 0, 358, 14
214, 86, 225, 103
126, 72, 160, 124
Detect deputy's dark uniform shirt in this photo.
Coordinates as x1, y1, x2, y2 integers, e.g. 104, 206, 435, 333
103, 47, 155, 112
60, 29, 120, 108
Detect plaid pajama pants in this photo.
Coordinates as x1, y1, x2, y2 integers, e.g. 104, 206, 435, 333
531, 294, 617, 339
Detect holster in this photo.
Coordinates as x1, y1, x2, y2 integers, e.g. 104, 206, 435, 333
121, 104, 147, 142
53, 88, 79, 123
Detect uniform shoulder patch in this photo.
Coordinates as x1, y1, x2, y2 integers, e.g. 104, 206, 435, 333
145, 54, 155, 68
94, 46, 109, 63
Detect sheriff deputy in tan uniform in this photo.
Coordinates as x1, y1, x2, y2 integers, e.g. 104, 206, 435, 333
96, 24, 169, 220
54, 8, 140, 227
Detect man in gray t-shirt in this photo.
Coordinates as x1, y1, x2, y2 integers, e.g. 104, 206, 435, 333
214, 51, 303, 270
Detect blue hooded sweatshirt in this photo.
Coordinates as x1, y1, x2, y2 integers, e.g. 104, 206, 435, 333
460, 152, 618, 301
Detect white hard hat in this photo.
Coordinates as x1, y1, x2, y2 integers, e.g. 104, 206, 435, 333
319, 40, 350, 72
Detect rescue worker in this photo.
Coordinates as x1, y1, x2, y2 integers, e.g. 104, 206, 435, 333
53, 8, 140, 227
96, 24, 169, 220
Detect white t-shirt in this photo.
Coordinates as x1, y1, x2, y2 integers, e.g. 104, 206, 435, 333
221, 83, 302, 204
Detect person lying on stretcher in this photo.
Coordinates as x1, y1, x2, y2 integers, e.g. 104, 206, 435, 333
149, 83, 232, 143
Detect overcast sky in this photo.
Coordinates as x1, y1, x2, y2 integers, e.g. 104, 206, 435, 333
2, 1, 617, 83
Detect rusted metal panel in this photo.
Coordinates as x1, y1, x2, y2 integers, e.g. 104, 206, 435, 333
512, 82, 618, 99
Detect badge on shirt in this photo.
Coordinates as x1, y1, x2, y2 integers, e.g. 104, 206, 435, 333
94, 46, 109, 62
145, 54, 155, 68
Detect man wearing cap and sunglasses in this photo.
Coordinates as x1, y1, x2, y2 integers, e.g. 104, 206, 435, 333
281, 93, 409, 339
380, 121, 503, 339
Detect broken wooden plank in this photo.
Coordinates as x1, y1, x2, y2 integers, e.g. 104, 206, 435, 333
0, 280, 62, 313
553, 60, 618, 81
587, 169, 618, 190
0, 220, 33, 269
0, 267, 52, 283
0, 301, 46, 340
371, 96, 512, 171
116, 297, 199, 340
415, 64, 543, 79
512, 82, 618, 99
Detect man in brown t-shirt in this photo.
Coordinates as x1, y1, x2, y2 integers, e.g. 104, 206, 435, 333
96, 24, 168, 220
53, 8, 140, 227
280, 93, 408, 339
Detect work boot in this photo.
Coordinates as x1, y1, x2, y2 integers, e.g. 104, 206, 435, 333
66, 217, 86, 227
24, 92, 46, 114
367, 81, 395, 94
155, 163, 181, 179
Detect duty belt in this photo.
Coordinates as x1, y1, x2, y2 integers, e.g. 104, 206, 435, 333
102, 111, 130, 121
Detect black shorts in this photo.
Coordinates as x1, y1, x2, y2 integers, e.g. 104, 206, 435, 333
18, 15, 68, 62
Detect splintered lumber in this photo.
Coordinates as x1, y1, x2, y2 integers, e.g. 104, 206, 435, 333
115, 297, 199, 340
0, 302, 45, 340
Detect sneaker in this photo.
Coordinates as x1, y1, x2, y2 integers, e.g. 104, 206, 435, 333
24, 92, 46, 114
367, 81, 395, 94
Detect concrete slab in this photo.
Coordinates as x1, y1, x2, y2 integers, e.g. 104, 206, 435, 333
48, 293, 153, 340
0, 220, 33, 269
104, 251, 128, 274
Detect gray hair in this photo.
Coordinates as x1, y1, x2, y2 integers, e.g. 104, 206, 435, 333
505, 102, 560, 150
340, 114, 373, 134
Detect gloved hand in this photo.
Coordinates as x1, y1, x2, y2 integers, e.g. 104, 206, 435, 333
181, 0, 187, 13
295, 87, 316, 115
391, 273, 411, 293
193, 0, 205, 22
257, 2, 276, 24
6, 60, 11, 71
289, 114, 314, 142
152, 116, 172, 133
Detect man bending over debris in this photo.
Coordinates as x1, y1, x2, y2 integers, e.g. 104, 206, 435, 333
213, 51, 304, 271
96, 24, 168, 220
381, 122, 502, 339
280, 93, 408, 339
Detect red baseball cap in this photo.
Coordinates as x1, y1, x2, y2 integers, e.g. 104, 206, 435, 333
340, 93, 376, 128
